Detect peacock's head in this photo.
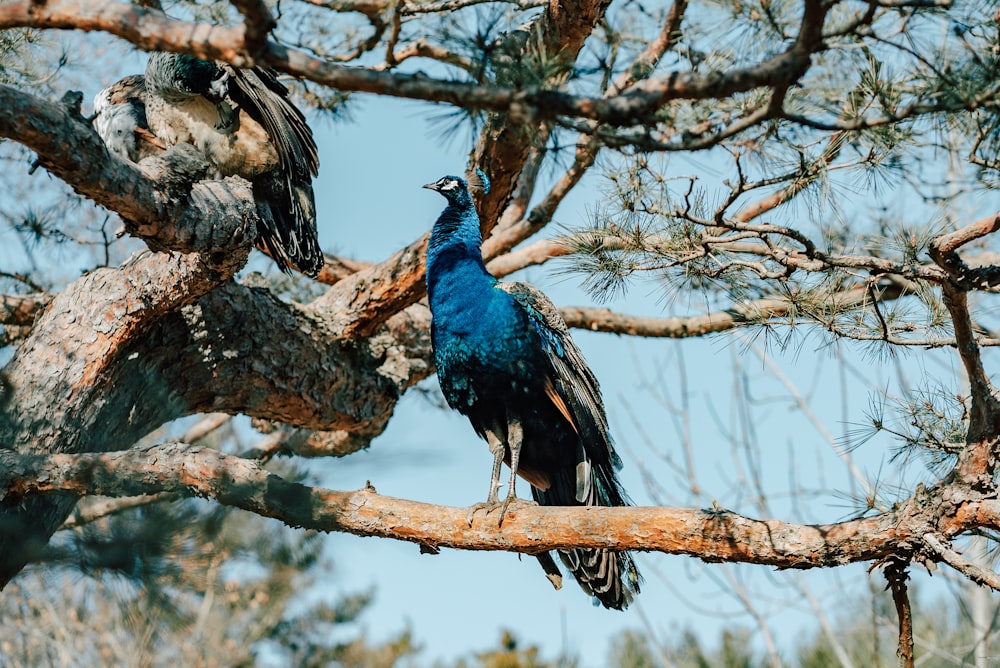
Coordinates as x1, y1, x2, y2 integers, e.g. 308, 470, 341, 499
423, 175, 468, 202
423, 168, 490, 204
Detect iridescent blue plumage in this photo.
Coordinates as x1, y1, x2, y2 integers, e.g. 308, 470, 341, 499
424, 170, 641, 610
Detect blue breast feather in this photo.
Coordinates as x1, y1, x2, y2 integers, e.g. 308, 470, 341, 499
431, 269, 545, 409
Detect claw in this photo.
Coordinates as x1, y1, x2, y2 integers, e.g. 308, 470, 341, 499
466, 499, 501, 526
496, 494, 538, 527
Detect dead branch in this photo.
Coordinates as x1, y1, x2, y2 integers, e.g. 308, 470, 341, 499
923, 533, 1000, 592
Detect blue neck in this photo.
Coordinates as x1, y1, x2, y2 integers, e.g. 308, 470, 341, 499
426, 201, 495, 306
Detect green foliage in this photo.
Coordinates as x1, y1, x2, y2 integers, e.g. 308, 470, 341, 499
561, 0, 999, 365
0, 29, 57, 88
439, 629, 576, 668
606, 627, 757, 667
2, 490, 415, 667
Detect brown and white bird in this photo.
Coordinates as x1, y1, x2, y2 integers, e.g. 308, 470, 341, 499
92, 74, 165, 163
140, 53, 323, 276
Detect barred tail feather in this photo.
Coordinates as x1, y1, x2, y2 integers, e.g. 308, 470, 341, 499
557, 542, 640, 611
531, 468, 641, 610
253, 172, 323, 276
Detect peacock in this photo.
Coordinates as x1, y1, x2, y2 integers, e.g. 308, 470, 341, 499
138, 53, 323, 276
424, 169, 641, 610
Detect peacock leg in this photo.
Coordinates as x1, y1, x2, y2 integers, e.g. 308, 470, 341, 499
466, 428, 505, 525
497, 416, 523, 525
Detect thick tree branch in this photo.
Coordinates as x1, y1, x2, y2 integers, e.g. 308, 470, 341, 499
135, 282, 431, 431
310, 234, 429, 338
0, 84, 257, 258
0, 0, 255, 65
0, 0, 829, 126
0, 245, 251, 585
3, 443, 1000, 571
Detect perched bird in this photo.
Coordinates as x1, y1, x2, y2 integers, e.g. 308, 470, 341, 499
424, 170, 641, 610
92, 75, 165, 162
143, 53, 323, 276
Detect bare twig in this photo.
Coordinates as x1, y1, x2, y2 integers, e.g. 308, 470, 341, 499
923, 533, 1000, 592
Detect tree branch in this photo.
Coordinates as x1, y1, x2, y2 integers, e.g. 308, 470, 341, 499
0, 246, 252, 584
560, 300, 794, 338
310, 0, 612, 336
0, 0, 831, 126
3, 442, 1000, 571
0, 0, 255, 65
928, 212, 1000, 291
0, 293, 50, 327
229, 0, 275, 55
884, 559, 914, 668
0, 84, 256, 258
923, 533, 1000, 592
134, 282, 431, 431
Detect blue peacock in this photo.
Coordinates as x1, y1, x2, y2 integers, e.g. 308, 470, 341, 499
424, 169, 641, 610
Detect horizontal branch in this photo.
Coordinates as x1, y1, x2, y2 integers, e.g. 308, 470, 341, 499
560, 299, 793, 338
3, 442, 997, 569
558, 280, 915, 338
0, 0, 826, 126
0, 0, 255, 65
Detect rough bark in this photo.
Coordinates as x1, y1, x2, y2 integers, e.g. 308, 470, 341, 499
0, 0, 826, 126
3, 443, 1000, 574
